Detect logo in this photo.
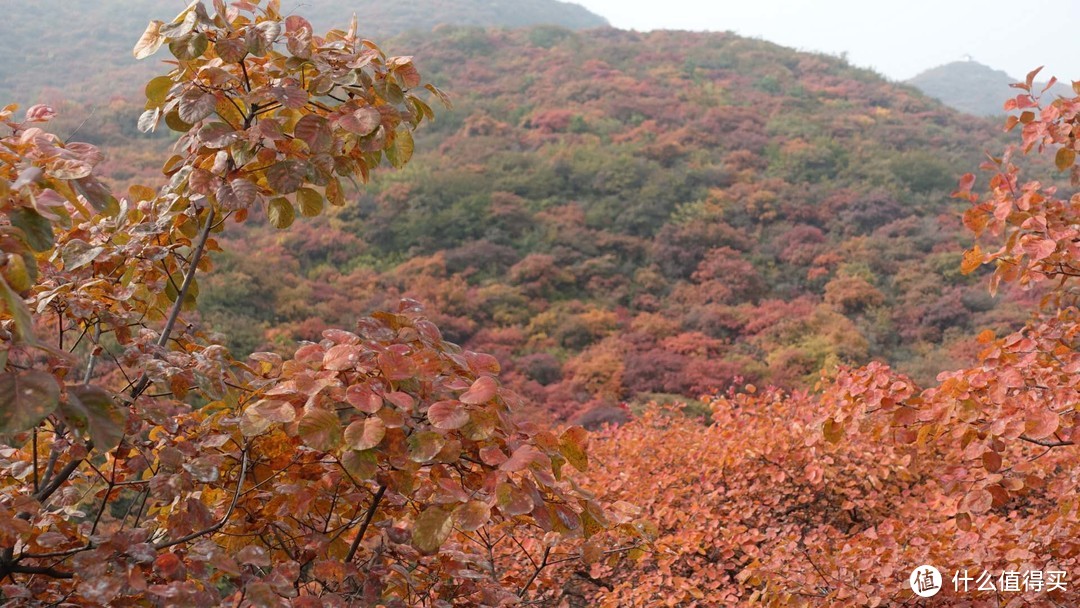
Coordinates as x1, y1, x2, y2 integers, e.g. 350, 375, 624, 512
910, 565, 942, 597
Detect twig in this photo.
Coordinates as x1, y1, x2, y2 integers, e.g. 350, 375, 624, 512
518, 546, 551, 598
345, 484, 387, 563
154, 447, 248, 550
130, 205, 217, 400
1019, 434, 1074, 448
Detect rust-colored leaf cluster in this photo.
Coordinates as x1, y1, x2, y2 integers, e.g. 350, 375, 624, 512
0, 1, 618, 605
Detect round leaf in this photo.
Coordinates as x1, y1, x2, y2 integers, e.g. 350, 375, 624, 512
0, 371, 60, 436
345, 385, 383, 414
133, 20, 166, 59
427, 400, 469, 430
453, 501, 491, 532
298, 408, 341, 452
342, 449, 377, 480
407, 431, 445, 463
267, 197, 295, 229
145, 76, 174, 107
411, 506, 453, 555
344, 417, 385, 451
266, 160, 306, 194
338, 106, 382, 135
460, 376, 497, 405
296, 188, 324, 217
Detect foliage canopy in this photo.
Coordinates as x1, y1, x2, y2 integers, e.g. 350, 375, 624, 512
0, 2, 623, 605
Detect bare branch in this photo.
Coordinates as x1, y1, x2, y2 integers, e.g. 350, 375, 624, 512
1019, 434, 1075, 448
154, 447, 248, 550
345, 484, 387, 563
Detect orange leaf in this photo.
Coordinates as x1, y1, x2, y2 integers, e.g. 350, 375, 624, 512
1024, 409, 1059, 440
960, 488, 993, 514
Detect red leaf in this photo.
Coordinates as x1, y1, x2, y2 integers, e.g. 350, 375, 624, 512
345, 385, 382, 413
298, 408, 341, 451
344, 417, 385, 451
1025, 409, 1059, 440
500, 444, 544, 472
336, 106, 382, 135
323, 344, 360, 371
427, 400, 469, 430
460, 376, 497, 405
452, 501, 491, 532
960, 488, 993, 514
154, 553, 185, 581
479, 445, 507, 466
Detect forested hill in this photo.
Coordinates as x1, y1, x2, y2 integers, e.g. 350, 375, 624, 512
3, 4, 1026, 423
907, 60, 1072, 116
0, 0, 607, 104
198, 27, 1024, 422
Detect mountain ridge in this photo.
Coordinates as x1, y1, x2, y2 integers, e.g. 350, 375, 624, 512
906, 59, 1072, 116
0, 0, 607, 105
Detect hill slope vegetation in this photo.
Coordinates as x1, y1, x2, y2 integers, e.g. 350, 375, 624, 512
2, 7, 1028, 421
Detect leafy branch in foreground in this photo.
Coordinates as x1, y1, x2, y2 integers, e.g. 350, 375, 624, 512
0, 1, 622, 605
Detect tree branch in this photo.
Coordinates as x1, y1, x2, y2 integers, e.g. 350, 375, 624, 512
154, 447, 247, 550
345, 484, 387, 563
518, 545, 551, 598
130, 205, 216, 400
0, 562, 74, 580
35, 453, 87, 504
1019, 434, 1075, 448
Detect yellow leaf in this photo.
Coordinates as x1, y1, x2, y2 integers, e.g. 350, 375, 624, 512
822, 418, 843, 443
961, 245, 983, 275
134, 20, 166, 60
1056, 147, 1076, 172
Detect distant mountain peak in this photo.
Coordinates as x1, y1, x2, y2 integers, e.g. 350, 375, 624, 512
907, 60, 1070, 117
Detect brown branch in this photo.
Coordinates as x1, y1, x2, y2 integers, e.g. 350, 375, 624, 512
1019, 434, 1075, 447
0, 562, 74, 580
154, 447, 248, 550
345, 484, 387, 563
518, 545, 551, 598
81, 323, 103, 384
35, 453, 87, 504
31, 429, 38, 495
130, 205, 217, 400
240, 61, 252, 92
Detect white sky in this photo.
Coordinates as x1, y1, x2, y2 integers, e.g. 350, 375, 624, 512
571, 0, 1080, 82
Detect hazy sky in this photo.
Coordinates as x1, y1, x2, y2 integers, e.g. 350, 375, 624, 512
572, 0, 1080, 82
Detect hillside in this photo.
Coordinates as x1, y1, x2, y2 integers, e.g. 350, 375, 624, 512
3, 5, 1079, 606
907, 59, 1072, 116
0, 0, 607, 105
2, 6, 1027, 422
192, 27, 1026, 421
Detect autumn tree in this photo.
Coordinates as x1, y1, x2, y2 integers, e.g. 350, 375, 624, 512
0, 2, 623, 605
561, 70, 1080, 607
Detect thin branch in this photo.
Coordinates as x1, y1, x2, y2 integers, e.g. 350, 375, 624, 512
518, 546, 551, 598
130, 205, 217, 400
81, 323, 103, 384
154, 447, 248, 550
36, 453, 87, 504
62, 106, 97, 144
1019, 434, 1074, 447
240, 61, 252, 92
0, 562, 74, 580
345, 484, 387, 563
37, 423, 65, 492
32, 429, 39, 495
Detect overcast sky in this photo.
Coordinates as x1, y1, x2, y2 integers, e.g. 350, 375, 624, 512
571, 0, 1080, 82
